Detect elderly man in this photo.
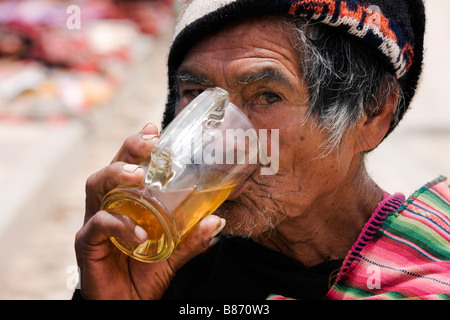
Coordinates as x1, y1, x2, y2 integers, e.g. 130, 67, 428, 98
74, 0, 450, 300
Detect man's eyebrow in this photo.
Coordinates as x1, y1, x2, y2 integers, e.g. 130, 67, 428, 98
236, 68, 295, 90
176, 69, 215, 86
176, 67, 296, 90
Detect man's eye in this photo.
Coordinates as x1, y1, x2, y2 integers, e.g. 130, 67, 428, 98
182, 89, 204, 100
252, 92, 282, 106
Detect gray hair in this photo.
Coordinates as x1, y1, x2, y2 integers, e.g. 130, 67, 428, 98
285, 18, 404, 156
171, 16, 404, 156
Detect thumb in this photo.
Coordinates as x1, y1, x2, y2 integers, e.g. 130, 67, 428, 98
168, 215, 226, 270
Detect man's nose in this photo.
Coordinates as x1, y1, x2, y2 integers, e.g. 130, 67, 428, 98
227, 93, 248, 116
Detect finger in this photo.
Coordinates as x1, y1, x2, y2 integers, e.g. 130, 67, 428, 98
139, 123, 160, 136
168, 215, 226, 270
111, 123, 160, 164
76, 210, 147, 261
85, 162, 145, 220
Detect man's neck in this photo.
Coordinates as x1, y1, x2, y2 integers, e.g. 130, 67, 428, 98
253, 161, 384, 268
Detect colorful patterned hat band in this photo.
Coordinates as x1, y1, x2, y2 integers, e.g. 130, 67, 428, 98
164, 0, 425, 127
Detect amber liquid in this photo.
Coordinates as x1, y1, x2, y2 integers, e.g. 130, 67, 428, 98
103, 182, 236, 262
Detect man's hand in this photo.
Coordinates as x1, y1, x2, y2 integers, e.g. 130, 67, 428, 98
75, 123, 225, 299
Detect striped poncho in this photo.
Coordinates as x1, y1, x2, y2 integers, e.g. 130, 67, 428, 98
273, 176, 450, 300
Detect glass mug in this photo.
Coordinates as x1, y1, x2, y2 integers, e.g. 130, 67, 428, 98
101, 88, 258, 262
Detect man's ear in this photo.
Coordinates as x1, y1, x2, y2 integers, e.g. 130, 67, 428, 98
354, 83, 399, 153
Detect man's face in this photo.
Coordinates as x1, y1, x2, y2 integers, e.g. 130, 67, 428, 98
175, 17, 359, 237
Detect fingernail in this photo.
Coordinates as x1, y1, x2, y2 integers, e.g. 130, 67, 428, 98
142, 134, 158, 141
135, 225, 147, 242
211, 218, 226, 239
123, 164, 140, 173
140, 123, 156, 133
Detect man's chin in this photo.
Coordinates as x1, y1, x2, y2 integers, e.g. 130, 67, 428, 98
213, 202, 271, 237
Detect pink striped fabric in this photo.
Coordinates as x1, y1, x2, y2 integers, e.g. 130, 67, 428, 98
325, 177, 450, 300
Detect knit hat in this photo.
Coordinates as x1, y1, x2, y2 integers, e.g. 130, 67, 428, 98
162, 0, 426, 131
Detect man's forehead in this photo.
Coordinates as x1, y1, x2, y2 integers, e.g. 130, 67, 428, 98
183, 16, 293, 55
176, 18, 299, 88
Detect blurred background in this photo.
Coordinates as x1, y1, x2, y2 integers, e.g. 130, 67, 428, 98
0, 0, 448, 299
